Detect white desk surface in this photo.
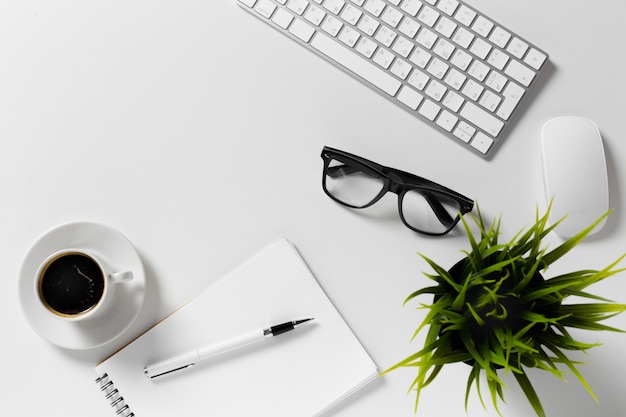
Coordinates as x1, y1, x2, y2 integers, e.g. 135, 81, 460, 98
2, 1, 625, 416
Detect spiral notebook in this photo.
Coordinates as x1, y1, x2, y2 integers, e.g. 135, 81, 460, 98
94, 237, 378, 416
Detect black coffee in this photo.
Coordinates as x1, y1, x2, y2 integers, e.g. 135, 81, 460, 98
39, 253, 106, 316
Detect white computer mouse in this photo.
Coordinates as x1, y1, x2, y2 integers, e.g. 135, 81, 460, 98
541, 116, 609, 238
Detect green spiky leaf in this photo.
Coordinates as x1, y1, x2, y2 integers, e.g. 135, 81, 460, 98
383, 202, 626, 417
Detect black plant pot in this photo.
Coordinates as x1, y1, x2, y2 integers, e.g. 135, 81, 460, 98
439, 256, 560, 367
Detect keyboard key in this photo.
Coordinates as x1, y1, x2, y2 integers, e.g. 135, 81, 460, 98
524, 48, 547, 70
462, 79, 483, 101
358, 15, 380, 36
363, 0, 385, 17
397, 85, 424, 110
409, 47, 432, 68
487, 48, 509, 70
507, 37, 529, 59
479, 90, 501, 112
416, 27, 438, 49
504, 59, 535, 87
469, 37, 491, 59
467, 60, 489, 81
323, 0, 346, 14
471, 132, 493, 154
311, 33, 402, 95
255, 0, 276, 18
496, 81, 525, 120
408, 68, 430, 90
484, 70, 507, 92
450, 49, 472, 71
454, 5, 476, 27
390, 58, 412, 79
373, 47, 395, 69
454, 120, 476, 142
427, 57, 449, 79
442, 90, 464, 112
452, 26, 474, 49
418, 6, 440, 27
400, 0, 422, 17
288, 0, 308, 15
289, 18, 315, 41
321, 15, 343, 36
435, 16, 457, 38
436, 110, 458, 131
437, 0, 459, 16
460, 102, 504, 136
272, 8, 294, 28
489, 26, 511, 48
305, 5, 326, 25
341, 4, 362, 25
444, 68, 466, 90
433, 38, 455, 60
398, 16, 420, 38
240, 0, 257, 7
381, 6, 403, 27
472, 15, 493, 37
419, 99, 441, 121
355, 37, 377, 58
375, 26, 397, 47
339, 26, 361, 47
393, 36, 415, 58
425, 79, 447, 101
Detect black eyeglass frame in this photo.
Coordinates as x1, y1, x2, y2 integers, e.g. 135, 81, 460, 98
321, 146, 475, 236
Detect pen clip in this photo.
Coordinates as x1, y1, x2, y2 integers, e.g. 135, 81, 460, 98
145, 363, 195, 379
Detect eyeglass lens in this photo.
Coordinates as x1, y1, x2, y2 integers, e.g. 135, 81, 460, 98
324, 156, 463, 234
324, 158, 384, 207
401, 190, 462, 234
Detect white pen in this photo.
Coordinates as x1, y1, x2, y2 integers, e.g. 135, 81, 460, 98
144, 318, 314, 379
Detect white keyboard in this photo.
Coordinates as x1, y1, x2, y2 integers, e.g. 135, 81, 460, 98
237, 0, 548, 158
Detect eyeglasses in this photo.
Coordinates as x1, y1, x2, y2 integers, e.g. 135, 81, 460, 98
321, 146, 474, 236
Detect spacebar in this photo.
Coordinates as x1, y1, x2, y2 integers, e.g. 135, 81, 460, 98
311, 33, 402, 97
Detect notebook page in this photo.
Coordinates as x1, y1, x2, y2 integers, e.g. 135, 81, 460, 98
95, 238, 377, 416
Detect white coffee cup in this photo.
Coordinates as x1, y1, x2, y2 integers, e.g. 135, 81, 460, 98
35, 248, 133, 321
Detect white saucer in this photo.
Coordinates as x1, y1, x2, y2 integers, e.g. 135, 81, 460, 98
19, 222, 146, 350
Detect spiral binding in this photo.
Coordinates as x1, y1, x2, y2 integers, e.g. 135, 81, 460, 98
95, 373, 135, 416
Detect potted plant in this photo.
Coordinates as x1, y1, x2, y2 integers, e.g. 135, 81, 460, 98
382, 203, 626, 417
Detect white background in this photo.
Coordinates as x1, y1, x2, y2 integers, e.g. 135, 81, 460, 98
2, 0, 625, 416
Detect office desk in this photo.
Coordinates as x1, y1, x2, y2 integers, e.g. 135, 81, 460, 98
2, 1, 625, 415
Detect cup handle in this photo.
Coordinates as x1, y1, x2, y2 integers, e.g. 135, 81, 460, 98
109, 271, 134, 284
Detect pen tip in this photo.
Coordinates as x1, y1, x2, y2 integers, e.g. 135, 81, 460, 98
295, 318, 314, 325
